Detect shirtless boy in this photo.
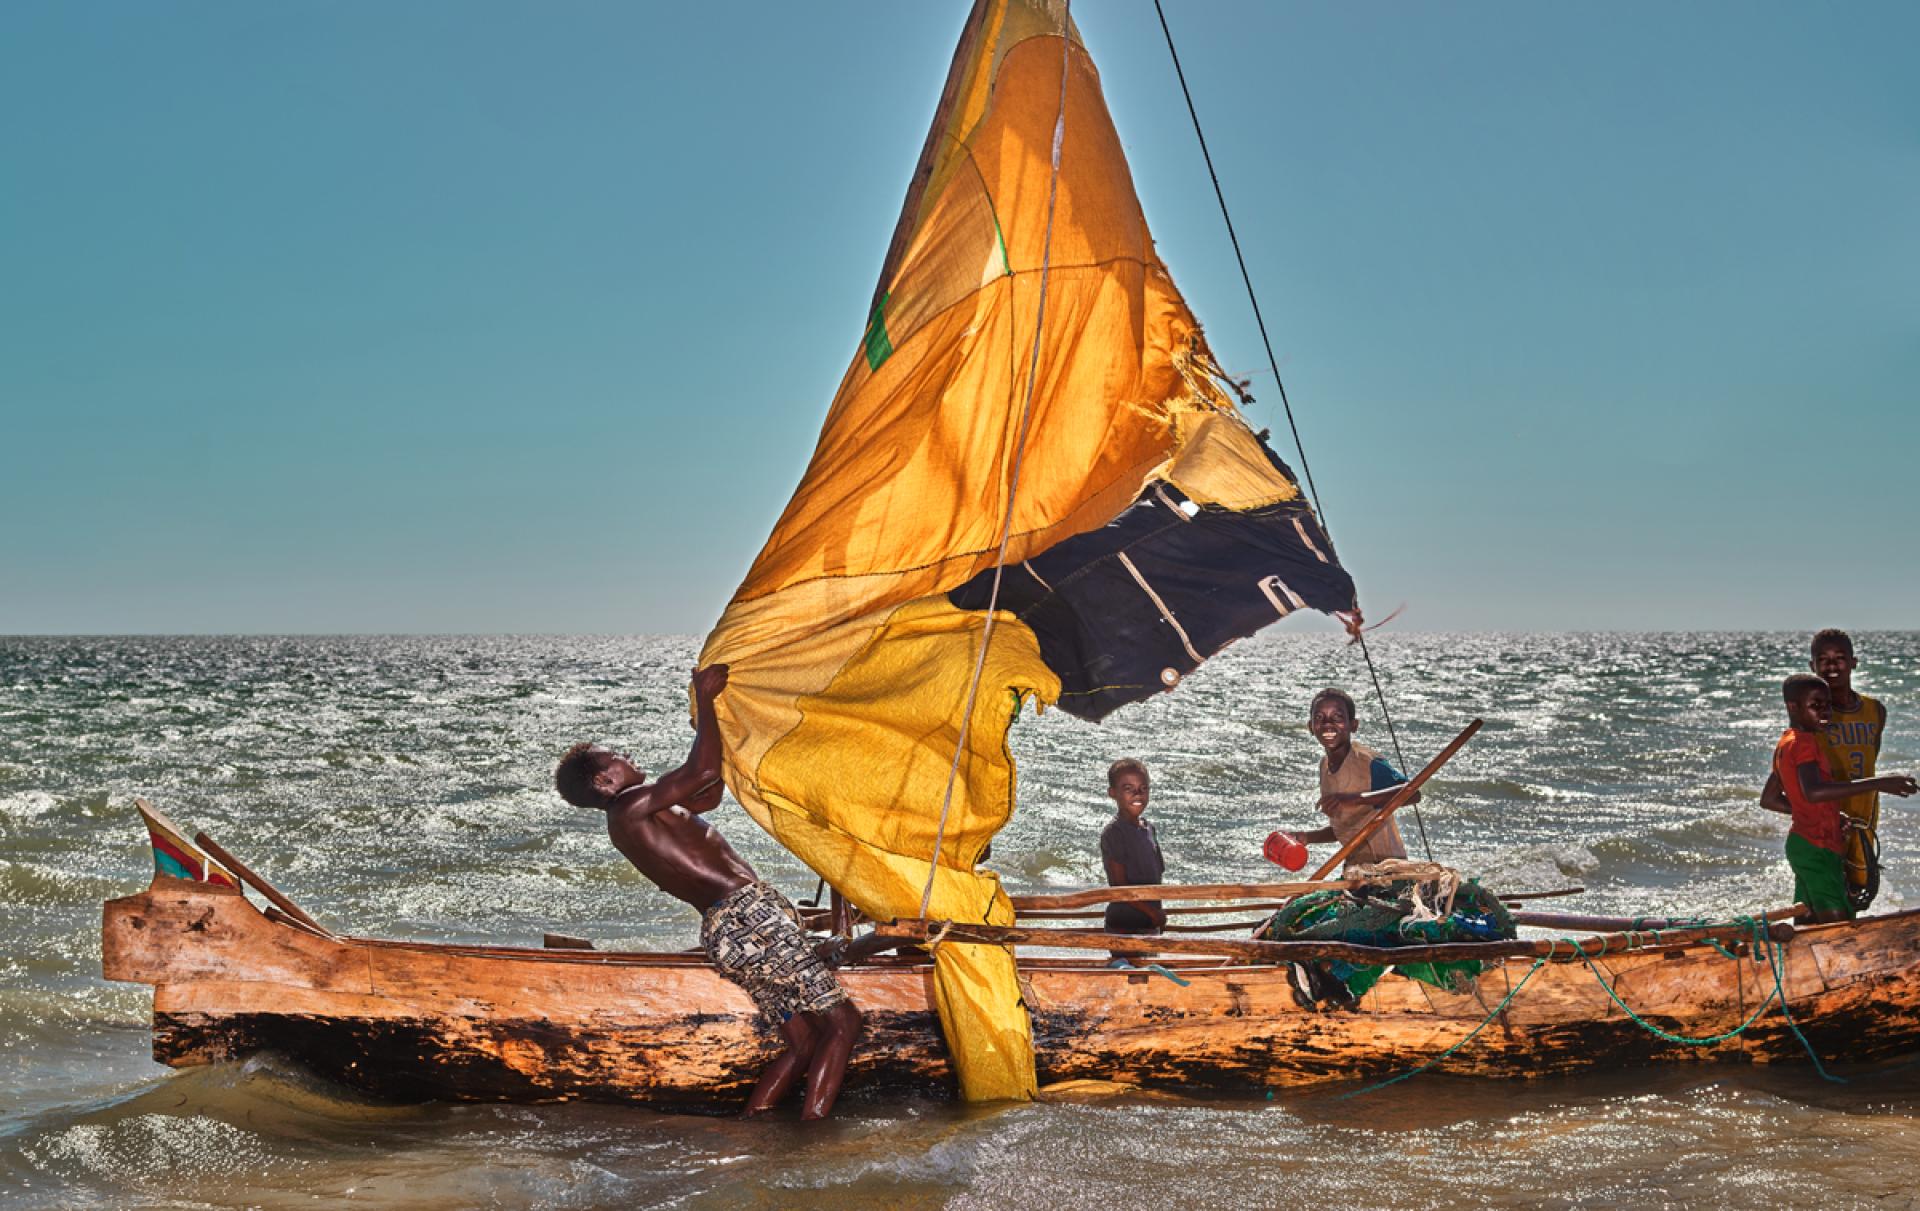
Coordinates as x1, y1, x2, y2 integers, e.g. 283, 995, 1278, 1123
554, 665, 863, 1120
1761, 674, 1916, 924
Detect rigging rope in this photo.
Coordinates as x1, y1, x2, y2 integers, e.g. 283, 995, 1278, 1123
919, 4, 1074, 918
1151, 0, 1433, 861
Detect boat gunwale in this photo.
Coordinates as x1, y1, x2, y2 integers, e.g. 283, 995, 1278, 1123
133, 875, 1920, 975
334, 931, 1284, 974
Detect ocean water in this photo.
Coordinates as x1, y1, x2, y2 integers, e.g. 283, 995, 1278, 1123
3, 631, 1918, 1210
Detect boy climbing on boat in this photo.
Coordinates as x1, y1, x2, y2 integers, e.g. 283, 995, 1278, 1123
1761, 673, 1915, 924
1283, 688, 1419, 872
1100, 758, 1165, 963
554, 664, 864, 1121
1810, 629, 1890, 905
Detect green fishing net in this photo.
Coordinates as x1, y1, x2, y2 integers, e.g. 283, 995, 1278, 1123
1256, 877, 1515, 999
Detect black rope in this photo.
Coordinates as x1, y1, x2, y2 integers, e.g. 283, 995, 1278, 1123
1150, 1, 1328, 540
1356, 629, 1433, 862
1152, 0, 1433, 862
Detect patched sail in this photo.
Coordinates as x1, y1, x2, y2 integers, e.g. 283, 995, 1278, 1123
700, 0, 1355, 1101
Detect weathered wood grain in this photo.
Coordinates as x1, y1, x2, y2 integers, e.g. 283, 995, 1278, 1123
103, 880, 1920, 1113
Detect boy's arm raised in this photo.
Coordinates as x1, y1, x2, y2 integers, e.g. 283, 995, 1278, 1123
637, 665, 731, 814
1871, 773, 1918, 798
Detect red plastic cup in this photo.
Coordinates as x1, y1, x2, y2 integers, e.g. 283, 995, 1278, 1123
1264, 830, 1307, 871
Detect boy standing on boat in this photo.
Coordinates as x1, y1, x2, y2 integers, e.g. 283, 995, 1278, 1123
1810, 629, 1889, 904
554, 665, 864, 1121
1285, 688, 1419, 871
1100, 758, 1165, 962
1761, 673, 1915, 924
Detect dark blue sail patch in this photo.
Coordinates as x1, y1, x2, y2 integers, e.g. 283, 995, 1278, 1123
948, 482, 1356, 722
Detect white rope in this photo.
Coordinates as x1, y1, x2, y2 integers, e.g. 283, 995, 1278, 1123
918, 5, 1073, 918
1346, 859, 1463, 923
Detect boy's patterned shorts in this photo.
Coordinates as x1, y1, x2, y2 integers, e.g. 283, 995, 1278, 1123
700, 881, 850, 1021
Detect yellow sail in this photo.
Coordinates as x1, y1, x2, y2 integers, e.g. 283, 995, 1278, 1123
700, 0, 1353, 1100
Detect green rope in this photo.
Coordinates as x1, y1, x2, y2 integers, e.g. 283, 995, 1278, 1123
1340, 912, 1845, 1097
1339, 957, 1549, 1099
1573, 916, 1842, 1080
1759, 917, 1846, 1084
1571, 921, 1781, 1047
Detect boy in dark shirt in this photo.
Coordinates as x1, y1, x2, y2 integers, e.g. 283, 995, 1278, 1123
1761, 673, 1915, 923
1099, 758, 1165, 962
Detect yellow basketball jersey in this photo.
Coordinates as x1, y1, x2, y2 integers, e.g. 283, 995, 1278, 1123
1820, 692, 1885, 888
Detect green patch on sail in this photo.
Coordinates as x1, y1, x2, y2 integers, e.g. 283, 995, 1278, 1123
863, 294, 893, 371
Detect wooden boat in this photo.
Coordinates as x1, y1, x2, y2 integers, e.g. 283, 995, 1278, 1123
99, 4, 1920, 1112
103, 852, 1920, 1113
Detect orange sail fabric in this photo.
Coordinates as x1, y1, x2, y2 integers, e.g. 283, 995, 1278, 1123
700, 0, 1342, 1100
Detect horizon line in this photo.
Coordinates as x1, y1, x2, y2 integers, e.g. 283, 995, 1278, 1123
3, 629, 1913, 640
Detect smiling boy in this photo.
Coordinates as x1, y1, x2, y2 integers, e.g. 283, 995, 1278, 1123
1810, 629, 1890, 903
1761, 673, 1916, 924
1099, 758, 1165, 957
1287, 688, 1419, 872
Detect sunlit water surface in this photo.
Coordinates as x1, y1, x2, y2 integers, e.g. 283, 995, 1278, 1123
3, 632, 1917, 1209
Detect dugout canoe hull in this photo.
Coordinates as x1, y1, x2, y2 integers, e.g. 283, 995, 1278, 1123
103, 878, 1920, 1111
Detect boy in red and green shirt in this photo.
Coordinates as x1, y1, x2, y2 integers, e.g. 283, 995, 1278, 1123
1761, 674, 1915, 923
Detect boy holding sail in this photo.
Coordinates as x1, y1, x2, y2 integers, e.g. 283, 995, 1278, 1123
554, 665, 864, 1121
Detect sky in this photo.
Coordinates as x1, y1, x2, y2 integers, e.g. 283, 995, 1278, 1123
2, 1, 1915, 635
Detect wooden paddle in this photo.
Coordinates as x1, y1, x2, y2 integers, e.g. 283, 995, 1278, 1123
195, 830, 335, 938
1306, 718, 1482, 881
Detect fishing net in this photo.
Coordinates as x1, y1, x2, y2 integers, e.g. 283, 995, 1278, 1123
1256, 861, 1515, 1002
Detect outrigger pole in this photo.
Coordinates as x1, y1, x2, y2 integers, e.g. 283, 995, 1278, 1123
872, 908, 1802, 967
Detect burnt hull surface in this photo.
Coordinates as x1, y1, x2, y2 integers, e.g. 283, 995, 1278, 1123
105, 881, 1920, 1113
